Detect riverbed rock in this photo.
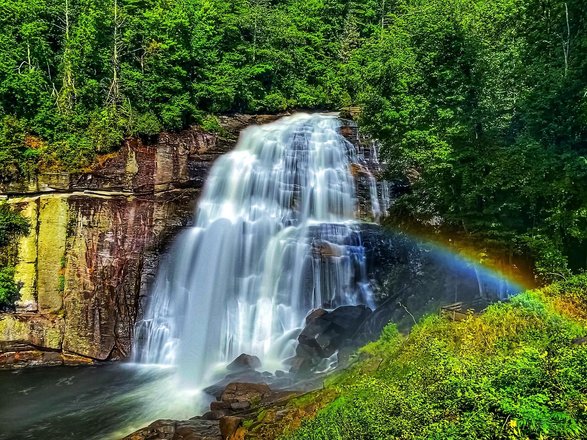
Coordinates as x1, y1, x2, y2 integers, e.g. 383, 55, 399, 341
210, 401, 231, 411
289, 305, 372, 374
122, 418, 222, 440
203, 370, 268, 399
126, 383, 302, 440
220, 382, 272, 405
226, 353, 261, 372
202, 409, 230, 420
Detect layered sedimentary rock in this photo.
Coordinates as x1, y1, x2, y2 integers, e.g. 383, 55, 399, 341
0, 115, 280, 367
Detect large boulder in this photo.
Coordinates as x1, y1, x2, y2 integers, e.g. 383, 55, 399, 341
226, 353, 261, 372
220, 382, 272, 405
122, 418, 221, 440
203, 370, 273, 400
290, 305, 372, 374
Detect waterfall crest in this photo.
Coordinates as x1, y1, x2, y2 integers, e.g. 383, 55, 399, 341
133, 114, 382, 386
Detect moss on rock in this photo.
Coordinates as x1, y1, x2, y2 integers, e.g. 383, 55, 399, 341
11, 198, 39, 304
37, 195, 68, 312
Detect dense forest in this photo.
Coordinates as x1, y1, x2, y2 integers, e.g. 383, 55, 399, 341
0, 0, 586, 280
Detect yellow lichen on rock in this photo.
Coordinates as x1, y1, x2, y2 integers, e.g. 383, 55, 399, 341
11, 198, 39, 304
0, 314, 63, 350
37, 195, 69, 313
0, 315, 28, 342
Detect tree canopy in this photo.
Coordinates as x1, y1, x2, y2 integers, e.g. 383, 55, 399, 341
1, 0, 586, 278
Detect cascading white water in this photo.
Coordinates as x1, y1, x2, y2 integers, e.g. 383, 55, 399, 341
133, 114, 382, 386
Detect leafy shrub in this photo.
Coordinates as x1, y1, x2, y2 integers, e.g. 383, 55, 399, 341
0, 116, 38, 181
0, 267, 19, 311
200, 115, 225, 135
0, 202, 30, 247
0, 203, 30, 310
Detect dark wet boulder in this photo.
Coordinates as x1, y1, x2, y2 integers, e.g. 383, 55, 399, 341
203, 363, 297, 399
290, 305, 372, 374
203, 370, 265, 399
122, 418, 221, 440
210, 401, 231, 411
226, 353, 261, 372
353, 296, 398, 346
220, 382, 272, 404
202, 409, 230, 420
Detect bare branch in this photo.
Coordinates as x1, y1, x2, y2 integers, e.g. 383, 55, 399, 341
398, 301, 417, 325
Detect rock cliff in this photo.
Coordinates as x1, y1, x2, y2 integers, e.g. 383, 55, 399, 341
0, 115, 283, 367
0, 115, 388, 368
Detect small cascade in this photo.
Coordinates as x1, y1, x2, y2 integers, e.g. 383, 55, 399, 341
346, 123, 390, 221
133, 114, 383, 386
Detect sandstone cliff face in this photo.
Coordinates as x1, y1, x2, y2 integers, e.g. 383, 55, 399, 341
0, 115, 280, 367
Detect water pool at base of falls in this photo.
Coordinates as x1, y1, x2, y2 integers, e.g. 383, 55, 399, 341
0, 364, 206, 440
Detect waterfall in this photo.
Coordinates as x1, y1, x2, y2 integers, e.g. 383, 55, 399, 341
133, 114, 381, 386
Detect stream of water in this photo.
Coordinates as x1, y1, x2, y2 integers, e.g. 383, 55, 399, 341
0, 364, 206, 440
133, 114, 383, 387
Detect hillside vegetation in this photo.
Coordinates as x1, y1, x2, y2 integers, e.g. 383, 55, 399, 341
238, 276, 587, 439
0, 203, 29, 309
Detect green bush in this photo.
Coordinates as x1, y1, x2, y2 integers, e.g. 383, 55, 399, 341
0, 116, 37, 181
0, 202, 29, 247
0, 202, 30, 310
0, 267, 19, 311
200, 115, 225, 135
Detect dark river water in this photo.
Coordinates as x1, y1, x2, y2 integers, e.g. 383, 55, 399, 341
0, 364, 207, 440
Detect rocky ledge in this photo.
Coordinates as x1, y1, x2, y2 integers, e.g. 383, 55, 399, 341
124, 376, 305, 440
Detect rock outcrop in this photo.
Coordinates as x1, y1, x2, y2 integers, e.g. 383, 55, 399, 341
227, 354, 262, 372
125, 378, 301, 440
0, 115, 282, 368
122, 418, 222, 440
289, 305, 372, 375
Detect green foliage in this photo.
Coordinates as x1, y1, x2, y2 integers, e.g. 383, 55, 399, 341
199, 115, 225, 135
0, 0, 586, 279
0, 0, 369, 173
0, 202, 29, 310
286, 277, 587, 440
354, 0, 587, 281
0, 116, 38, 181
0, 267, 20, 311
0, 202, 29, 248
